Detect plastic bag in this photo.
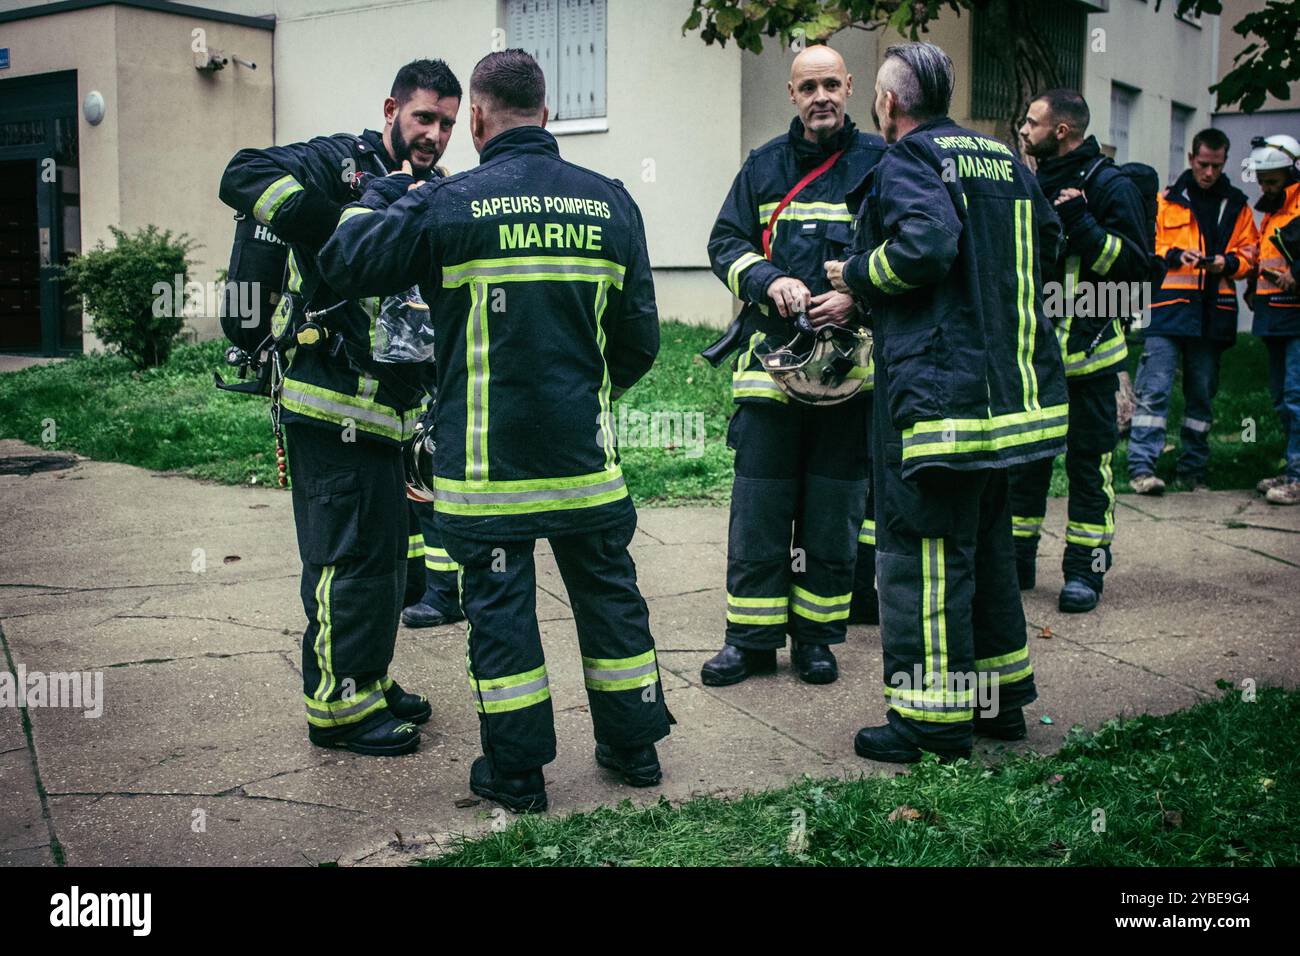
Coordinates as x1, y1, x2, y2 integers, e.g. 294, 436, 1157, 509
372, 287, 436, 363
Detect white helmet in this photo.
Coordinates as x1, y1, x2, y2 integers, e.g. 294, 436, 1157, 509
1246, 134, 1300, 172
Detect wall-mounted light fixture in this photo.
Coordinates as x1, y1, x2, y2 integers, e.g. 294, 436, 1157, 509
83, 90, 105, 125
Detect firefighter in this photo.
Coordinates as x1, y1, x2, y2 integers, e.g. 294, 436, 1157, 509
218, 59, 463, 756
1128, 129, 1259, 494
702, 44, 886, 688
318, 50, 670, 813
1010, 90, 1151, 613
1246, 134, 1300, 505
827, 42, 1067, 763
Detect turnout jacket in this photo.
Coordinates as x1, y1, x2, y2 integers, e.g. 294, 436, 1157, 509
1251, 175, 1300, 338
1151, 169, 1259, 343
1035, 136, 1150, 379
219, 129, 429, 444
841, 117, 1068, 477
708, 117, 886, 403
318, 125, 658, 541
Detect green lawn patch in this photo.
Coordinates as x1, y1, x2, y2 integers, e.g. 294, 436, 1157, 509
422, 685, 1298, 867
0, 326, 1284, 502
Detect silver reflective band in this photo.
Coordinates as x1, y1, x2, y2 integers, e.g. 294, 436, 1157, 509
304, 688, 384, 721
474, 675, 550, 702
584, 661, 658, 683
437, 474, 626, 506
1131, 414, 1166, 428
905, 411, 1069, 449
1183, 417, 1212, 434
443, 260, 625, 286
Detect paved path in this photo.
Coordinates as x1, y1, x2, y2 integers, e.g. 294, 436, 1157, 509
1, 438, 1297, 866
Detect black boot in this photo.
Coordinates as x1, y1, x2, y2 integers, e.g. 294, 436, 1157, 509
1059, 577, 1100, 613
975, 706, 1027, 741
469, 756, 547, 814
791, 642, 838, 684
401, 601, 465, 628
853, 723, 969, 764
384, 679, 432, 725
308, 711, 421, 757
700, 644, 777, 687
594, 742, 662, 787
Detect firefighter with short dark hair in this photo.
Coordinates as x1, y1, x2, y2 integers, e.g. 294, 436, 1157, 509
318, 49, 670, 813
702, 45, 886, 689
218, 59, 462, 756
1010, 89, 1152, 613
828, 42, 1067, 762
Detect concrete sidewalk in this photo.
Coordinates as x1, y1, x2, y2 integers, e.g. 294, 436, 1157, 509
2, 437, 1297, 866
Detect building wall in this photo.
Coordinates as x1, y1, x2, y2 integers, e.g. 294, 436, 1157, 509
1082, 0, 1220, 186
0, 3, 273, 345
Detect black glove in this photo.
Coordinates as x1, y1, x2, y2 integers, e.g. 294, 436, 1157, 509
1054, 194, 1089, 231
362, 173, 416, 207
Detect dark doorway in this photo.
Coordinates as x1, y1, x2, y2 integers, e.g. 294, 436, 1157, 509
0, 71, 80, 355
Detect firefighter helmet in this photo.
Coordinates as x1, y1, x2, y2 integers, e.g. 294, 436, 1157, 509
759, 319, 873, 406
1246, 134, 1300, 173
404, 416, 437, 503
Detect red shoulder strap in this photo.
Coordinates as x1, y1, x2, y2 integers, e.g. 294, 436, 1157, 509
762, 149, 845, 260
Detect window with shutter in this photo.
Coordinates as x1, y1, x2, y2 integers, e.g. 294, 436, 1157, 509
1109, 83, 1139, 166
506, 0, 606, 122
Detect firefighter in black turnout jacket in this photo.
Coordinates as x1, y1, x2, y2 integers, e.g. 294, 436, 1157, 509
702, 45, 886, 688
318, 50, 670, 813
828, 43, 1068, 762
219, 60, 462, 756
1011, 90, 1151, 613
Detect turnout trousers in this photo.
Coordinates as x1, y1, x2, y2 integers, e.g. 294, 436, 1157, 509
442, 514, 671, 773
724, 397, 870, 650
405, 499, 461, 615
286, 422, 406, 730
873, 392, 1038, 753
853, 391, 878, 613
1009, 372, 1119, 590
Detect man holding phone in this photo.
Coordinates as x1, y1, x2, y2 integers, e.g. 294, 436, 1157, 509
1128, 129, 1258, 494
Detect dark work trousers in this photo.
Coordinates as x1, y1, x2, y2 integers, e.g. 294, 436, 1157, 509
1009, 372, 1119, 590
286, 422, 406, 730
853, 391, 878, 612
442, 514, 671, 773
724, 397, 870, 650
873, 391, 1038, 753
405, 499, 461, 615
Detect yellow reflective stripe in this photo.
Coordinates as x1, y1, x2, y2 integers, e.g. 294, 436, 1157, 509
902, 404, 1070, 461
726, 592, 788, 626
593, 280, 616, 472
1014, 199, 1041, 413
287, 250, 303, 294
281, 379, 407, 441
868, 242, 915, 294
1091, 233, 1122, 276
254, 174, 302, 225
885, 684, 976, 706
1011, 514, 1045, 538
757, 200, 853, 221
424, 546, 458, 572
465, 280, 489, 481
790, 584, 853, 622
858, 517, 876, 545
727, 252, 765, 297
732, 369, 789, 403
921, 538, 948, 686
338, 204, 372, 225
407, 533, 424, 559
311, 564, 336, 701
469, 663, 551, 714
884, 686, 974, 723
434, 467, 628, 517
975, 646, 1033, 685
442, 255, 626, 289
582, 649, 658, 692
1063, 320, 1128, 376
304, 680, 389, 728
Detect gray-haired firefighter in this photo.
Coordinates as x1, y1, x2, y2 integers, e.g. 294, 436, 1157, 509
318, 50, 670, 813
828, 42, 1067, 762
218, 59, 462, 756
701, 45, 886, 688
1010, 89, 1153, 613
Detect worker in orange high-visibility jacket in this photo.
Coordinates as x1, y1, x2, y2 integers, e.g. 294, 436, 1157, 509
1128, 128, 1258, 494
1246, 134, 1300, 505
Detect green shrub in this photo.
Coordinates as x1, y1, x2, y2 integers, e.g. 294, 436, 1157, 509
60, 225, 196, 369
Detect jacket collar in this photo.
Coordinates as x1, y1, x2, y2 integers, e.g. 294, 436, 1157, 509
898, 115, 958, 142
1166, 167, 1242, 209
480, 125, 560, 164
1035, 135, 1104, 195
360, 129, 397, 172
788, 115, 859, 165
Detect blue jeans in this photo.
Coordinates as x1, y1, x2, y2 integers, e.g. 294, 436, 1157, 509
1128, 335, 1224, 480
1266, 336, 1300, 480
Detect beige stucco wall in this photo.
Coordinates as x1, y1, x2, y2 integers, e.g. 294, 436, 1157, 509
0, 4, 273, 347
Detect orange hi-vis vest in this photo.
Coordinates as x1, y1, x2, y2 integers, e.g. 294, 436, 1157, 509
1252, 179, 1300, 337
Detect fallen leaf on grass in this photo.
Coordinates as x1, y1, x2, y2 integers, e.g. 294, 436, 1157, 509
888, 805, 922, 822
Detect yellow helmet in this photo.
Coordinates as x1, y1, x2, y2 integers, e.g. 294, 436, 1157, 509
759, 321, 873, 406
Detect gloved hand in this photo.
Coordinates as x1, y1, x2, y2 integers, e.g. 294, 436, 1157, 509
362, 173, 415, 206
1053, 194, 1089, 231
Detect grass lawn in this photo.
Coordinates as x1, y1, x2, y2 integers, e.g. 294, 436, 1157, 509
423, 685, 1297, 867
0, 323, 1285, 501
